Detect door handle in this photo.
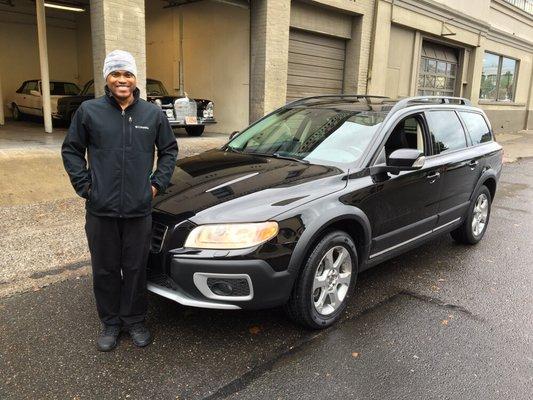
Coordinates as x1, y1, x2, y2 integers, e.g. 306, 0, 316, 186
468, 160, 478, 169
426, 172, 440, 183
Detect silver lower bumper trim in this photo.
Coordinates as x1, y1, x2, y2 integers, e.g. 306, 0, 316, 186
147, 282, 241, 310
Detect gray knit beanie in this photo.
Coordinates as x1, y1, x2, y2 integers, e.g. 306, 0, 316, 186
102, 50, 137, 79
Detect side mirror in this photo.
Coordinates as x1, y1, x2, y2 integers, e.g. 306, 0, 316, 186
229, 130, 239, 140
388, 149, 425, 169
370, 148, 425, 178
30, 90, 41, 97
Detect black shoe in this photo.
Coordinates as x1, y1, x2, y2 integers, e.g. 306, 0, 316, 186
97, 324, 121, 352
129, 323, 152, 347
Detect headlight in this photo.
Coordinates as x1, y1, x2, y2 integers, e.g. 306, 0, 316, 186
184, 222, 279, 249
206, 101, 214, 117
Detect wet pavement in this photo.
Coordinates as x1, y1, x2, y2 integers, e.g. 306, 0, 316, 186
1, 159, 532, 400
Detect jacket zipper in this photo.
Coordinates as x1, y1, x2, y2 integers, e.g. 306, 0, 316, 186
120, 110, 126, 217
128, 116, 133, 146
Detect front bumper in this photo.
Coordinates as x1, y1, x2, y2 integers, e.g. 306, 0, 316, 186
166, 117, 217, 127
147, 256, 293, 310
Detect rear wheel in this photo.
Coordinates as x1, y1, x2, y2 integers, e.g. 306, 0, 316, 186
185, 125, 205, 136
12, 103, 22, 121
450, 185, 491, 245
285, 230, 357, 329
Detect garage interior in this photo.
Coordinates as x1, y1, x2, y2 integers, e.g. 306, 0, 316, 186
0, 0, 250, 135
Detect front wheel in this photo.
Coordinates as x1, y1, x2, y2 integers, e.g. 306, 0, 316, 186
12, 103, 22, 121
185, 125, 205, 136
285, 230, 358, 330
450, 185, 492, 245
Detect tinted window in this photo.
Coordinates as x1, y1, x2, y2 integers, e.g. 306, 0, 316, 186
49, 82, 80, 95
427, 111, 467, 154
376, 115, 426, 164
146, 80, 168, 96
459, 112, 492, 145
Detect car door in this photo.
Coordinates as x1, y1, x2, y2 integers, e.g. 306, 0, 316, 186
23, 80, 41, 116
360, 112, 442, 258
15, 81, 34, 115
425, 109, 482, 227
32, 81, 44, 116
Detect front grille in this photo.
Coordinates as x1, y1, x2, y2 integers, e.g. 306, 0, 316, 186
150, 222, 168, 253
206, 278, 250, 297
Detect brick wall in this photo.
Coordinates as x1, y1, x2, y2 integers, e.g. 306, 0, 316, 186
90, 0, 146, 98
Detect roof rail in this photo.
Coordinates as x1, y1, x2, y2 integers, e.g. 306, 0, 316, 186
286, 94, 391, 107
388, 96, 472, 115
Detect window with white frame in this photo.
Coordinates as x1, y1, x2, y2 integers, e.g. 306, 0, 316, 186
480, 52, 518, 102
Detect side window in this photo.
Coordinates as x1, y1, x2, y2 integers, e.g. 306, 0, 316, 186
375, 115, 426, 165
427, 111, 467, 154
459, 112, 492, 145
24, 81, 38, 94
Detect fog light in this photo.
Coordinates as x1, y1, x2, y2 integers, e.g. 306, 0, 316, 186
209, 281, 233, 296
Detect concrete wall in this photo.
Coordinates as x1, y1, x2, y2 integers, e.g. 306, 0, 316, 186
91, 0, 147, 99
490, 0, 532, 43
146, 1, 250, 133
0, 3, 82, 117
370, 0, 533, 133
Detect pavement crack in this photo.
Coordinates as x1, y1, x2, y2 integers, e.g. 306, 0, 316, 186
399, 290, 483, 321
197, 333, 321, 400
194, 293, 407, 400
194, 290, 482, 400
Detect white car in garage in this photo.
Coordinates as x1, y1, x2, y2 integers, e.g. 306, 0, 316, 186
10, 80, 80, 121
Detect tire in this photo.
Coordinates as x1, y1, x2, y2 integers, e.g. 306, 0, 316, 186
450, 185, 492, 245
185, 125, 205, 136
284, 230, 358, 330
12, 103, 22, 121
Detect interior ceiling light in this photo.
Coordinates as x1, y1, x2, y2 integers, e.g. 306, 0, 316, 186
44, 1, 85, 12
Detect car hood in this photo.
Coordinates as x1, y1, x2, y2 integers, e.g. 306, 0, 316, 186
152, 149, 347, 224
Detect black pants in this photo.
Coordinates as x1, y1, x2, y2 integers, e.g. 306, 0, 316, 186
85, 212, 152, 326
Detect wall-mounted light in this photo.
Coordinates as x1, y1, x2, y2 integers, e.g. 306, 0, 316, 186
44, 1, 85, 12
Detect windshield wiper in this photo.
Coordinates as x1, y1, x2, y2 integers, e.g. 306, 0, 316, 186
250, 152, 309, 164
272, 153, 309, 164
226, 148, 309, 164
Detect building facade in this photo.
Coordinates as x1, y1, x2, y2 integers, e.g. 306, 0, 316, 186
0, 0, 532, 133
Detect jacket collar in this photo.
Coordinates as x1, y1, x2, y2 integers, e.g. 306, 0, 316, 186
104, 85, 140, 111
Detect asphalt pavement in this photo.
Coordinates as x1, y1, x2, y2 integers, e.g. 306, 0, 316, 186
1, 159, 532, 400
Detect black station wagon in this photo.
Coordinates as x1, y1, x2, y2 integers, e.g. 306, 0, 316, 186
147, 95, 502, 329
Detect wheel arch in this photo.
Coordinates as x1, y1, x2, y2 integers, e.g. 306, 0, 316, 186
472, 170, 498, 202
287, 207, 372, 278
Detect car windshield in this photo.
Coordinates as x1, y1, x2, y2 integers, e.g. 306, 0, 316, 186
49, 82, 80, 95
146, 81, 169, 96
227, 107, 388, 166
82, 81, 94, 96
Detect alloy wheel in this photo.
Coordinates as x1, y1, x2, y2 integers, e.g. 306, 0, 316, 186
472, 193, 489, 237
312, 246, 352, 316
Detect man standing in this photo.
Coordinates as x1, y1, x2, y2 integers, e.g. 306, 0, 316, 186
62, 50, 178, 351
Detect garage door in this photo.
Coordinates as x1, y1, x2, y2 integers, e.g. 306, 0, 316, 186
286, 29, 346, 102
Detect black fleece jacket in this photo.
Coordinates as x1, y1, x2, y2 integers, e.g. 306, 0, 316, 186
62, 87, 178, 217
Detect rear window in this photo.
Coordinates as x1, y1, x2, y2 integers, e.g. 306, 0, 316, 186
49, 82, 80, 96
459, 112, 492, 145
427, 111, 467, 154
